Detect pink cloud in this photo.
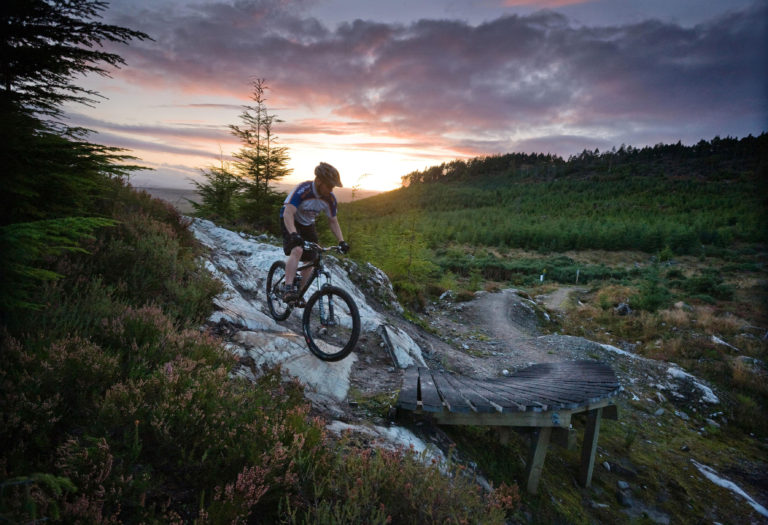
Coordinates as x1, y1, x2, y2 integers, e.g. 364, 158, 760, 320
100, 0, 765, 160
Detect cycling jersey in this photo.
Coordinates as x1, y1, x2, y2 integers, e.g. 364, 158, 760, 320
280, 180, 337, 226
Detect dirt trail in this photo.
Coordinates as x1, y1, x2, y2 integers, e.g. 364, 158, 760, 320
538, 285, 588, 312
468, 289, 540, 349
417, 287, 598, 378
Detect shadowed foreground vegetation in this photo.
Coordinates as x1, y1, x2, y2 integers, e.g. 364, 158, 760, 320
0, 182, 518, 523
1, 1, 517, 521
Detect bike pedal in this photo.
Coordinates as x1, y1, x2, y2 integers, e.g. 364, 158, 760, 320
297, 299, 306, 308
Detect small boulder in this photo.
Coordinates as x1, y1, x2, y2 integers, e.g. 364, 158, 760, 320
614, 303, 632, 316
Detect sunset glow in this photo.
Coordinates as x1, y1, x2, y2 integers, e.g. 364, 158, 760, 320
68, 0, 766, 192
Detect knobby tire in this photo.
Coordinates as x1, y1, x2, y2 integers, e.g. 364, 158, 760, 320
302, 286, 360, 361
266, 260, 292, 321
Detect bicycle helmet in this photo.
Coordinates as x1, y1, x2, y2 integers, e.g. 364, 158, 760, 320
314, 162, 342, 187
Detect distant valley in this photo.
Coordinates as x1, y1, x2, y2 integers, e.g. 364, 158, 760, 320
136, 183, 382, 215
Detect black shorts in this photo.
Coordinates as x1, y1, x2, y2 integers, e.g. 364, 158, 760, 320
281, 220, 318, 261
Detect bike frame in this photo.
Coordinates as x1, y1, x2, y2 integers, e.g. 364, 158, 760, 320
267, 242, 359, 360
292, 243, 335, 306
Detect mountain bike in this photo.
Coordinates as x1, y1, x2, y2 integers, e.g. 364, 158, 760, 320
266, 242, 361, 361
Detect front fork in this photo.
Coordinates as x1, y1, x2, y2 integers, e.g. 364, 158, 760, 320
317, 270, 336, 327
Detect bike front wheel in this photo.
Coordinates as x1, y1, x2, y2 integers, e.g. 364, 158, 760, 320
302, 286, 361, 361
266, 260, 292, 321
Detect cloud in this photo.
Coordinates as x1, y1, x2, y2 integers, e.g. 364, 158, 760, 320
104, 0, 766, 158
67, 112, 232, 142
501, 0, 594, 6
78, 128, 232, 160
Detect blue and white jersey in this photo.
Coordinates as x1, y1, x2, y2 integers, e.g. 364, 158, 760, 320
281, 180, 338, 226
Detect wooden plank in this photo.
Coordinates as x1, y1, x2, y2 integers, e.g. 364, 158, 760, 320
461, 377, 533, 412
462, 376, 545, 411
507, 374, 619, 390
526, 427, 552, 494
418, 368, 444, 412
489, 378, 587, 409
490, 380, 584, 408
516, 370, 618, 386
460, 381, 507, 413
440, 372, 496, 414
512, 361, 616, 382
397, 366, 420, 411
578, 408, 603, 487
496, 374, 620, 405
431, 371, 474, 413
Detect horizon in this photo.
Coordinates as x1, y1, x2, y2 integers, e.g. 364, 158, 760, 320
68, 0, 767, 192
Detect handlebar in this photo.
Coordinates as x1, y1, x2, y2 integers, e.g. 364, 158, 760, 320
303, 241, 344, 253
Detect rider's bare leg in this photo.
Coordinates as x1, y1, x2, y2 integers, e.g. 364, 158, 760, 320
285, 246, 302, 286
299, 266, 313, 289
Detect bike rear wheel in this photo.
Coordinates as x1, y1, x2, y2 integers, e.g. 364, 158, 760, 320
266, 260, 292, 321
302, 286, 360, 361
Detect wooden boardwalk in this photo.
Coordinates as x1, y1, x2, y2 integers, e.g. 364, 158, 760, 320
396, 360, 621, 493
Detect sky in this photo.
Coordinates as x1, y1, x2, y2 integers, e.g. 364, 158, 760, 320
65, 0, 768, 192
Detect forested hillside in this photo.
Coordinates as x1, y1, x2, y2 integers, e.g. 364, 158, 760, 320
344, 134, 767, 255
332, 135, 768, 447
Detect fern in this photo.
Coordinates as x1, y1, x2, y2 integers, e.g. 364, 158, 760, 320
0, 217, 115, 311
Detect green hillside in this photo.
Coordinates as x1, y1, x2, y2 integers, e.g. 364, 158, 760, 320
343, 134, 767, 255
332, 134, 768, 445
333, 134, 767, 308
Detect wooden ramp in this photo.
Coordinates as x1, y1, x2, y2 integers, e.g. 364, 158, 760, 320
396, 360, 621, 494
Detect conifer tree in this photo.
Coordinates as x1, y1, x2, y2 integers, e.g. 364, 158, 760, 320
190, 162, 242, 224
230, 79, 290, 230
0, 0, 148, 313
1, 0, 149, 121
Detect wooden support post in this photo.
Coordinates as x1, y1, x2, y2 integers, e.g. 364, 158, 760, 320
525, 427, 552, 494
579, 408, 602, 487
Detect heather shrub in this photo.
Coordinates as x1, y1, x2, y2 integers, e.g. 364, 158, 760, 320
84, 209, 220, 323
294, 441, 517, 524
0, 473, 76, 524
0, 335, 121, 468
200, 465, 272, 523
54, 437, 149, 524
95, 305, 233, 377
7, 213, 219, 343
9, 276, 125, 344
99, 364, 323, 512
107, 182, 196, 246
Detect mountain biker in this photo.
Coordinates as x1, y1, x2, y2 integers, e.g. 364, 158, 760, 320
280, 162, 350, 302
